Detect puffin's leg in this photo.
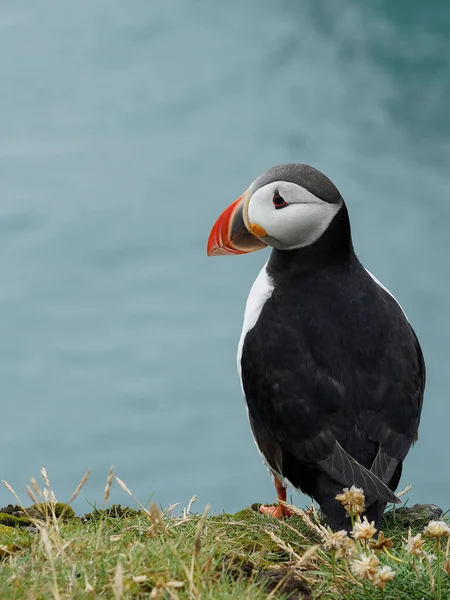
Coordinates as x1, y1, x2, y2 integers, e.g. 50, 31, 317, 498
259, 477, 292, 518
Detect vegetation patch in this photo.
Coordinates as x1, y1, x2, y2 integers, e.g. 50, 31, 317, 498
0, 469, 448, 599
81, 504, 141, 523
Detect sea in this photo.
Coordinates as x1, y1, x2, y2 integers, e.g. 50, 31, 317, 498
0, 0, 449, 514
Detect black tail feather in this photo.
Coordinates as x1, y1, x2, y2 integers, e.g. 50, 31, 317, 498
318, 441, 401, 506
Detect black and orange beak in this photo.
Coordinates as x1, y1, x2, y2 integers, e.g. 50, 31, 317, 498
207, 191, 268, 256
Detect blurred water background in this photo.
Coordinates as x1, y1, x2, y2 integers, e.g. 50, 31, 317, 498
0, 1, 449, 514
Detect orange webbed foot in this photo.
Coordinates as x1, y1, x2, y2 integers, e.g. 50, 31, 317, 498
259, 503, 293, 518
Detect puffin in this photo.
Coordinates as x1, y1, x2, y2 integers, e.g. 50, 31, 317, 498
207, 164, 425, 530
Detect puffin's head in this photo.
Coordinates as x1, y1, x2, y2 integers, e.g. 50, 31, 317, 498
207, 164, 344, 255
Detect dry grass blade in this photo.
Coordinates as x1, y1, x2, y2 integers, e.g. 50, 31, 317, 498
166, 581, 184, 589
37, 494, 51, 523
185, 504, 210, 598
277, 519, 311, 543
26, 484, 40, 506
397, 484, 413, 498
66, 471, 91, 506
266, 528, 320, 574
39, 526, 52, 560
115, 476, 132, 496
193, 504, 210, 557
280, 501, 328, 541
165, 588, 181, 600
39, 525, 61, 600
113, 561, 123, 600
296, 544, 321, 568
30, 477, 42, 498
2, 480, 26, 510
85, 576, 94, 593
42, 487, 58, 526
166, 581, 184, 600
184, 495, 197, 518
149, 502, 168, 534
115, 476, 150, 516
58, 471, 91, 522
266, 530, 302, 561
41, 467, 51, 490
104, 465, 115, 506
164, 502, 180, 516
424, 555, 435, 591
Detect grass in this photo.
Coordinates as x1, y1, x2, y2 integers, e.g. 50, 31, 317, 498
0, 470, 448, 599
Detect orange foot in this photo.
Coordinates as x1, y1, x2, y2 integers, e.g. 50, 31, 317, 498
259, 477, 293, 518
259, 503, 293, 518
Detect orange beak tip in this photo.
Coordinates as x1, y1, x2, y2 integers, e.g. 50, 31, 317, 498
207, 192, 268, 256
206, 196, 245, 257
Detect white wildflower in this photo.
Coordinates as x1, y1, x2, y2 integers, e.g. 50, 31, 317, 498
423, 520, 450, 539
335, 486, 365, 515
405, 529, 425, 557
352, 516, 377, 540
350, 553, 380, 582
323, 529, 349, 551
372, 565, 396, 589
336, 537, 358, 559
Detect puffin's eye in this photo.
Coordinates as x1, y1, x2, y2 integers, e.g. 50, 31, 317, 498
273, 191, 288, 210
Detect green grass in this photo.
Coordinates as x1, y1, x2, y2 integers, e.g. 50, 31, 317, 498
0, 472, 448, 599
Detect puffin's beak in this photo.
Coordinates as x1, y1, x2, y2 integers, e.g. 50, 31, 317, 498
207, 190, 268, 256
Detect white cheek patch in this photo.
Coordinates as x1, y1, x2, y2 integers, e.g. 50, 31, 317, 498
248, 182, 342, 250
270, 202, 340, 249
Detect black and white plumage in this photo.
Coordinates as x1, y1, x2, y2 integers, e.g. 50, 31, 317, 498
207, 164, 425, 530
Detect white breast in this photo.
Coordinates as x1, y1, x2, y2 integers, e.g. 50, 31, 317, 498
236, 261, 281, 479
237, 261, 275, 390
365, 269, 408, 320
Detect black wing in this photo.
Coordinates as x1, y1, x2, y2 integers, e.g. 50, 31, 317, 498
241, 275, 424, 504
370, 327, 425, 479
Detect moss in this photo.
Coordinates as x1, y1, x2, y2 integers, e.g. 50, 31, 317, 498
52, 503, 75, 519
0, 497, 448, 598
23, 503, 75, 521
0, 513, 31, 528
0, 523, 32, 558
0, 524, 18, 538
233, 507, 258, 520
80, 504, 141, 523
0, 503, 75, 528
55, 503, 75, 519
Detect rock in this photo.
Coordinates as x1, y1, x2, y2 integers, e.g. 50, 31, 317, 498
384, 503, 444, 527
0, 503, 75, 528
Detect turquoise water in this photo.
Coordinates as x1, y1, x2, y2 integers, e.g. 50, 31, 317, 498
0, 1, 449, 513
